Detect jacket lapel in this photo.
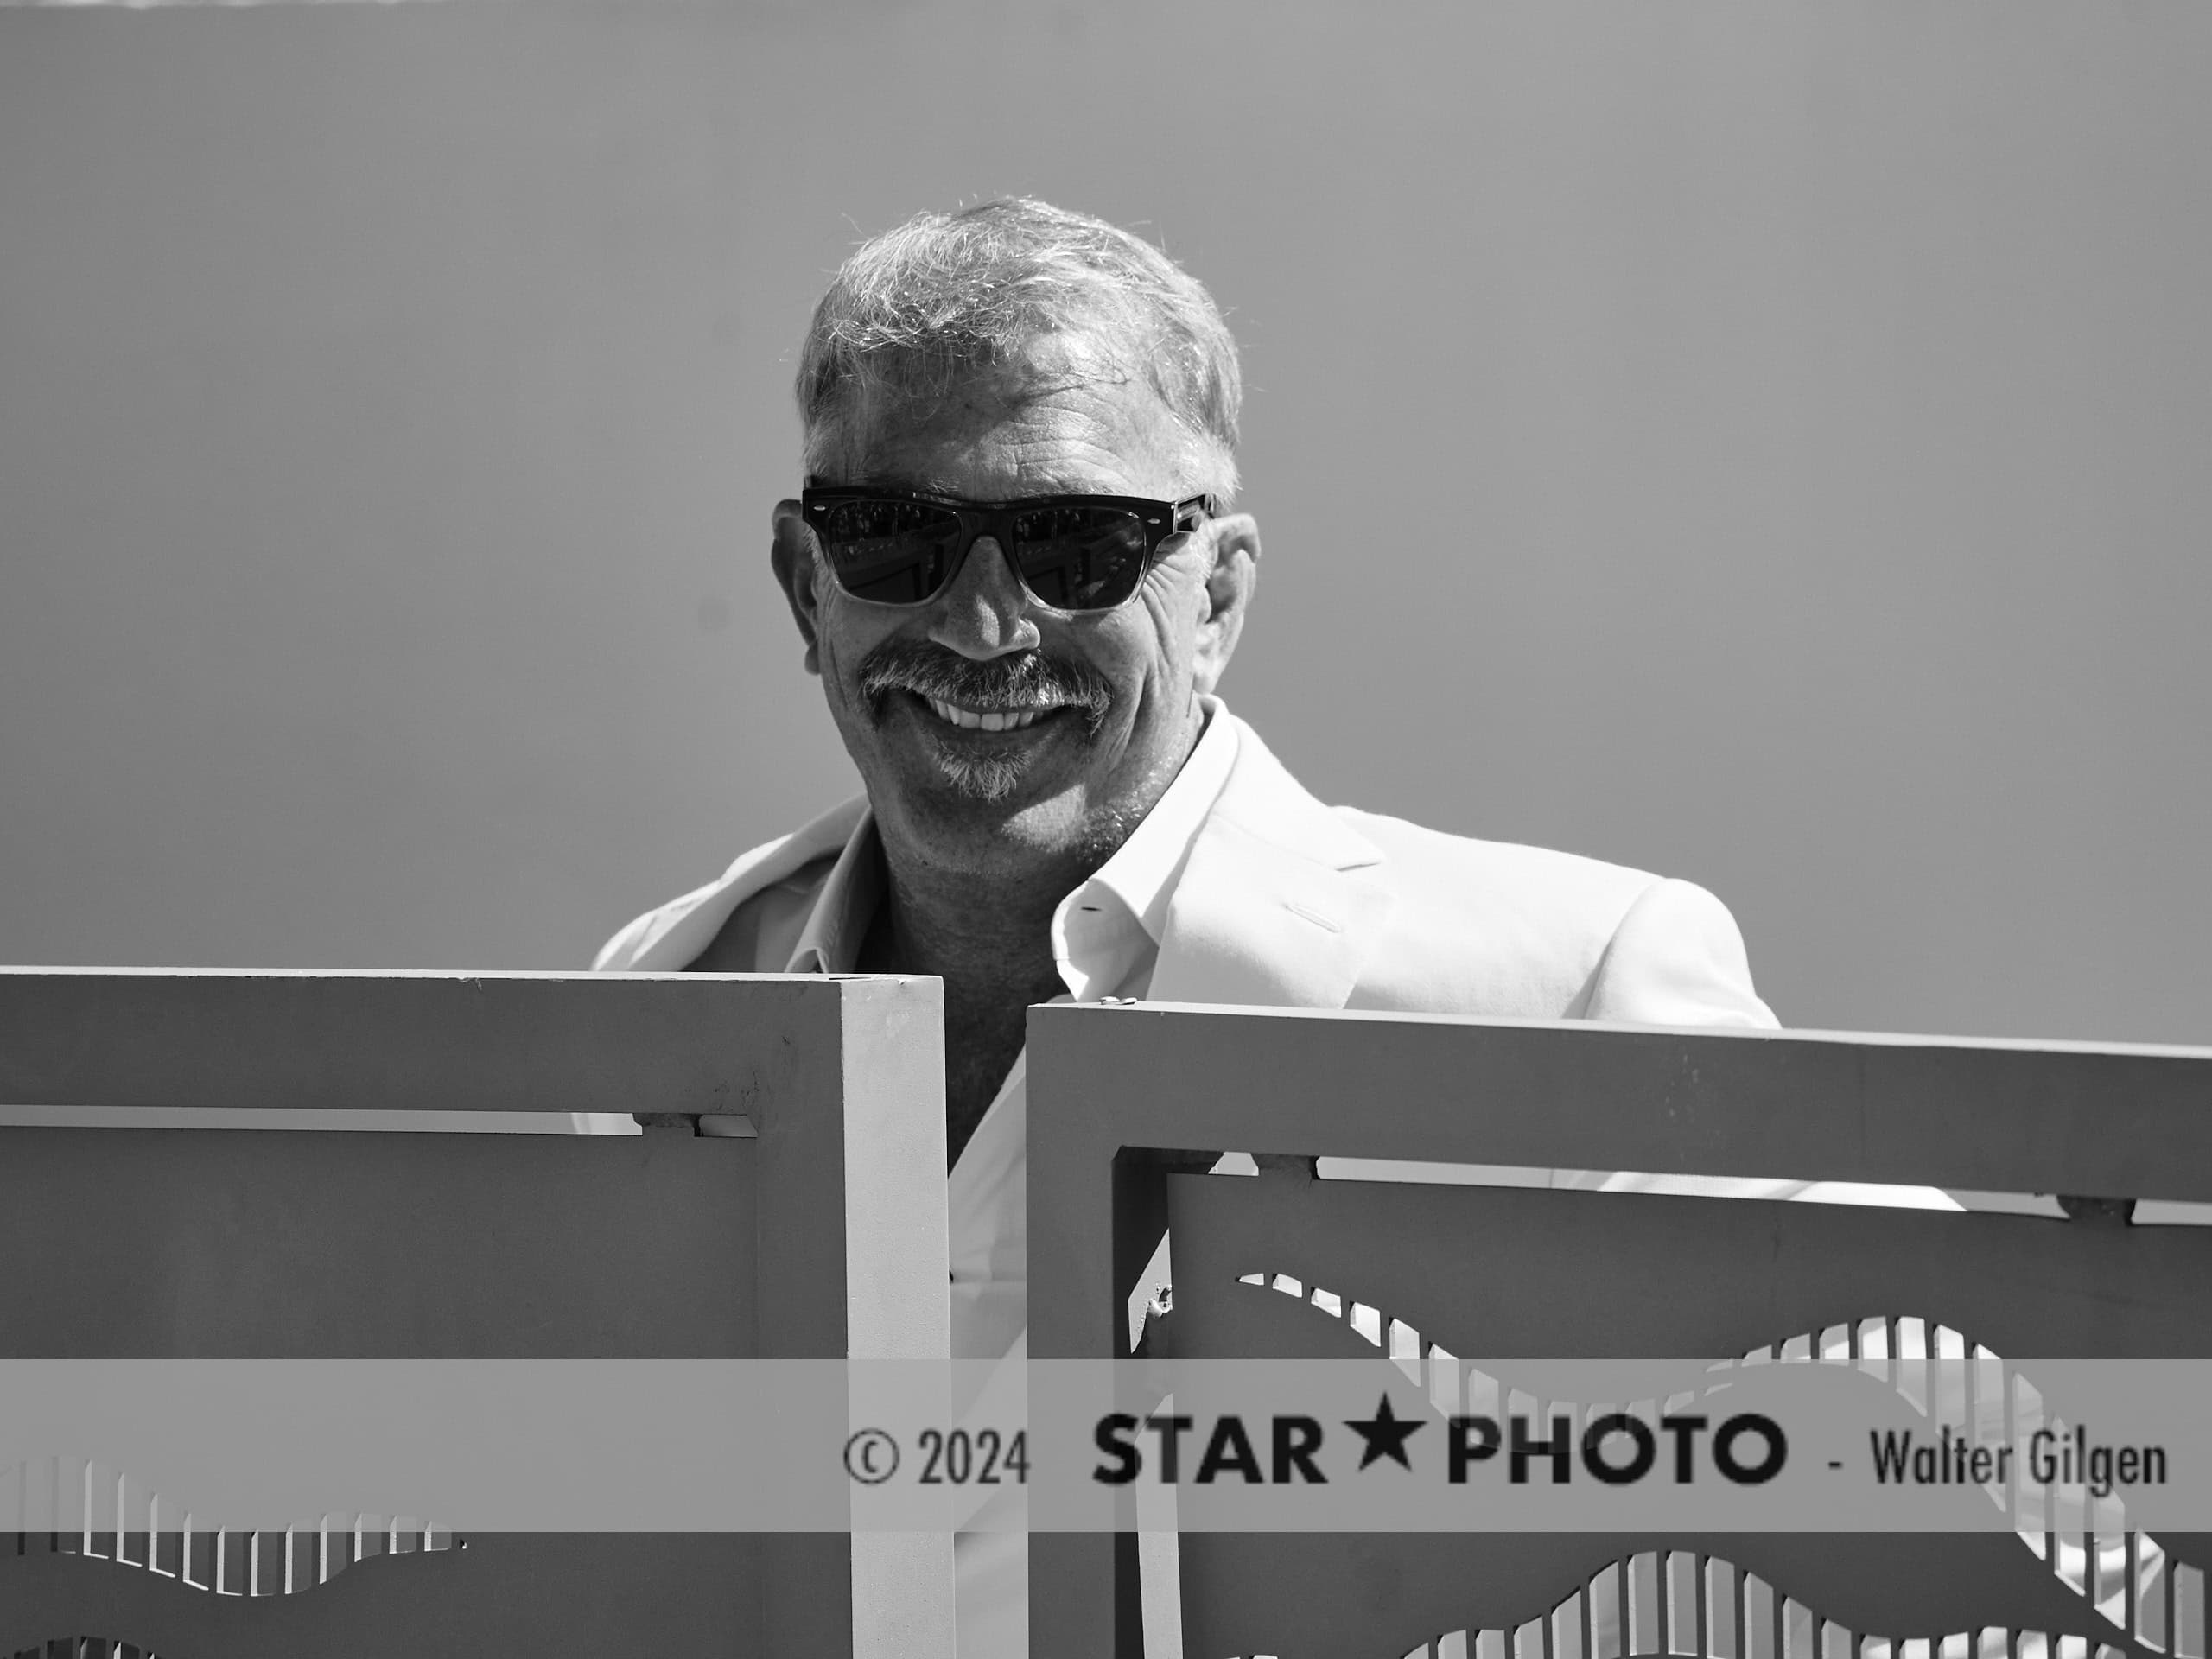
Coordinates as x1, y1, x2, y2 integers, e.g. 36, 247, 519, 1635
1147, 715, 1395, 1010
595, 794, 868, 972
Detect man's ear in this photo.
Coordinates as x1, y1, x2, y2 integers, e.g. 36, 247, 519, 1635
770, 499, 823, 677
1191, 512, 1260, 698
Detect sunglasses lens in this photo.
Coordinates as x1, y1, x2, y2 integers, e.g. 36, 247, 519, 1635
1010, 506, 1151, 609
815, 499, 966, 604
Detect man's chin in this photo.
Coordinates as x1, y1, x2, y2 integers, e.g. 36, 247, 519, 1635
879, 744, 1083, 838
873, 766, 1096, 860
931, 748, 1032, 804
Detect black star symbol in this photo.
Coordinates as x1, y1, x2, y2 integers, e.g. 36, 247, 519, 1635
1344, 1393, 1425, 1471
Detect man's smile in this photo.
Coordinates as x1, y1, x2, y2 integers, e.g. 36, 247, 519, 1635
902, 690, 1072, 737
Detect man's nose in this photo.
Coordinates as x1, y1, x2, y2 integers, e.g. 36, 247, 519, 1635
926, 536, 1039, 659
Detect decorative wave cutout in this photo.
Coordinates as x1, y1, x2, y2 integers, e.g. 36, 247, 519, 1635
1236, 1556, 2145, 1659
2, 1452, 457, 1600
1233, 1273, 2209, 1658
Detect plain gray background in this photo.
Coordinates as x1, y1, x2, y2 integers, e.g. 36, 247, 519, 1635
3, 2, 2206, 1046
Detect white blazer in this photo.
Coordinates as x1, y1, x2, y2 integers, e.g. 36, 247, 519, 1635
594, 706, 1777, 1034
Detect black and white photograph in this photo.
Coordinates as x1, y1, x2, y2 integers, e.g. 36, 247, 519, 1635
3, 3, 2209, 1656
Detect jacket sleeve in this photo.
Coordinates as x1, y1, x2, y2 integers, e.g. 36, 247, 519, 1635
1572, 880, 1977, 1210
1581, 877, 1780, 1029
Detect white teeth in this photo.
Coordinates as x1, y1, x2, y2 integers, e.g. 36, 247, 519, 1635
923, 696, 1049, 732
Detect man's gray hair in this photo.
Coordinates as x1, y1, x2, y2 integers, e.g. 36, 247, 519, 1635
796, 199, 1243, 502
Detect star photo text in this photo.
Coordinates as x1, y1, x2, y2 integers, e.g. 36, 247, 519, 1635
1091, 1399, 1789, 1486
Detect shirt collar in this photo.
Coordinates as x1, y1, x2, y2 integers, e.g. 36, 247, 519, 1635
785, 805, 885, 976
785, 693, 1239, 986
1071, 694, 1236, 949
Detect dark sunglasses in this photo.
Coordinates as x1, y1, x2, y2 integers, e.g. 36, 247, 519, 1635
800, 482, 1216, 612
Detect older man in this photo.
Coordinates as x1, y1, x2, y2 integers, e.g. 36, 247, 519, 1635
580, 198, 1878, 1653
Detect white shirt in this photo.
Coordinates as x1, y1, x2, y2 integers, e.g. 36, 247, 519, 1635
772, 702, 1236, 1659
782, 698, 1237, 1362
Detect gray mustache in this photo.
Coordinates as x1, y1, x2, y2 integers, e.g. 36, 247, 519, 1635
858, 645, 1113, 732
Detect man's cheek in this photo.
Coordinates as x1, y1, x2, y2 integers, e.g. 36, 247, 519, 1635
818, 661, 868, 730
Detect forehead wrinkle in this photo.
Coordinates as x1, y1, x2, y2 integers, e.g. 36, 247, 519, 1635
830, 340, 1197, 504
844, 403, 1183, 500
